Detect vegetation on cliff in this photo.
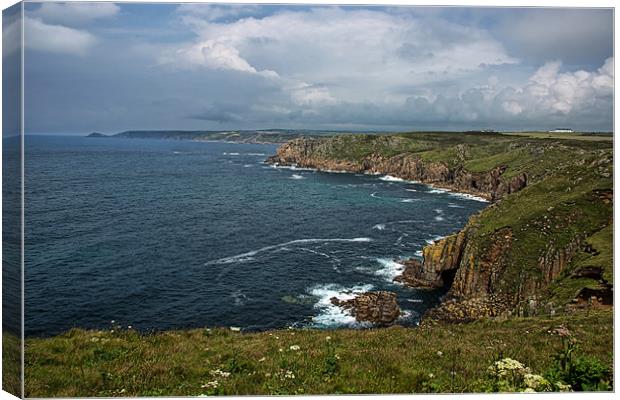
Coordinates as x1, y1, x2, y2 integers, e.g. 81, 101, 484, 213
24, 310, 612, 396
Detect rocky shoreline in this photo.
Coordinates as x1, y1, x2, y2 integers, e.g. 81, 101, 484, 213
266, 135, 613, 326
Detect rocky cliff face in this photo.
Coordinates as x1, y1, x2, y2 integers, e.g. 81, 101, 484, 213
269, 136, 612, 324
267, 139, 527, 201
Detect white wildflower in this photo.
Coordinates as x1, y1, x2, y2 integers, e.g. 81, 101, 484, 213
258, 357, 266, 362
284, 370, 295, 379
436, 351, 443, 357
90, 337, 100, 343
201, 380, 219, 389
289, 345, 300, 351
428, 373, 435, 379
325, 336, 331, 341
211, 369, 231, 378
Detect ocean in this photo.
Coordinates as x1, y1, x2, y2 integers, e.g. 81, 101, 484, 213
23, 135, 486, 336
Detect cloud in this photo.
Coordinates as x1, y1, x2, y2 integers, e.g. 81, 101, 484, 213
30, 2, 120, 26
162, 7, 517, 108
176, 4, 260, 23
25, 17, 97, 56
494, 9, 612, 67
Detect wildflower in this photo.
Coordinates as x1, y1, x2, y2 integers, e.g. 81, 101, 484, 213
284, 370, 295, 379
523, 388, 536, 393
127, 325, 132, 330
335, 354, 341, 360
428, 373, 434, 379
201, 380, 219, 389
289, 345, 300, 351
211, 369, 231, 378
258, 357, 266, 362
553, 326, 571, 337
556, 382, 572, 392
90, 337, 100, 343
110, 330, 114, 333
436, 351, 443, 357
111, 320, 116, 324
230, 327, 241, 332
279, 348, 283, 352
325, 336, 331, 341
275, 336, 279, 339
264, 373, 271, 378
524, 373, 550, 391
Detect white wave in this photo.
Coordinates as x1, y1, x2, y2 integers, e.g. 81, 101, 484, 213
275, 164, 317, 172
222, 152, 240, 156
375, 258, 406, 281
434, 216, 445, 221
324, 169, 350, 174
309, 283, 374, 327
427, 188, 448, 194
364, 171, 382, 176
447, 203, 464, 208
205, 237, 372, 266
246, 153, 266, 156
414, 250, 423, 257
173, 151, 183, 154
406, 299, 424, 303
448, 192, 490, 202
435, 209, 443, 214
425, 235, 446, 245
379, 175, 406, 182
405, 188, 417, 192
290, 174, 305, 180
243, 164, 253, 168
401, 199, 419, 203
372, 223, 386, 231
370, 192, 382, 199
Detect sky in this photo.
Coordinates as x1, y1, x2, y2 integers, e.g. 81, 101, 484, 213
4, 2, 615, 134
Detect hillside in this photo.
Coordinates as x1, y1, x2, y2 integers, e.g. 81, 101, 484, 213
266, 132, 613, 320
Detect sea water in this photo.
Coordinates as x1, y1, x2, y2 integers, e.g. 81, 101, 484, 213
23, 136, 486, 336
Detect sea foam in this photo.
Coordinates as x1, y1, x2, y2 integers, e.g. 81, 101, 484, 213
309, 283, 374, 327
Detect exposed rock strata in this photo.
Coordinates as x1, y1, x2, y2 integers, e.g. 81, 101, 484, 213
266, 138, 527, 201
330, 291, 401, 326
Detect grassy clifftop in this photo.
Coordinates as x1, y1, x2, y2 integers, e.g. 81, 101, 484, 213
24, 310, 613, 396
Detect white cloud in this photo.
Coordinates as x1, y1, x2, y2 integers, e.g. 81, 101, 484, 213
30, 3, 120, 25
163, 7, 517, 108
176, 4, 260, 23
25, 17, 97, 56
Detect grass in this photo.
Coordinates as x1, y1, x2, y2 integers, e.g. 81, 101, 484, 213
2, 331, 22, 397
24, 310, 612, 397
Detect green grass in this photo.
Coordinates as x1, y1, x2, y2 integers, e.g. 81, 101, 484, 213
2, 331, 22, 397
25, 310, 612, 397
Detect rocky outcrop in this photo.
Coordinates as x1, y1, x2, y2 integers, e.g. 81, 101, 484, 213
266, 138, 527, 201
331, 291, 401, 326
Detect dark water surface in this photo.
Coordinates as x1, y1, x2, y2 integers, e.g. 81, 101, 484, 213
24, 136, 487, 336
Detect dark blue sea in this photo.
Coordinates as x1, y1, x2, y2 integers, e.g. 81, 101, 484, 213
23, 136, 486, 336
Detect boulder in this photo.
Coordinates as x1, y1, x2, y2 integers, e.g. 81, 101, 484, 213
331, 291, 401, 326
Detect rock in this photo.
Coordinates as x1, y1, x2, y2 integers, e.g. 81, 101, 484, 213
265, 138, 529, 201
331, 291, 401, 326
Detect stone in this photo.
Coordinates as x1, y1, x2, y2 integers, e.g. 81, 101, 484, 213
331, 291, 401, 326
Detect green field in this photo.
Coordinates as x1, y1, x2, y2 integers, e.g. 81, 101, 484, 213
24, 310, 613, 396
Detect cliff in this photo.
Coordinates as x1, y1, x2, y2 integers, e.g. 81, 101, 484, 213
267, 137, 527, 201
267, 133, 613, 321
